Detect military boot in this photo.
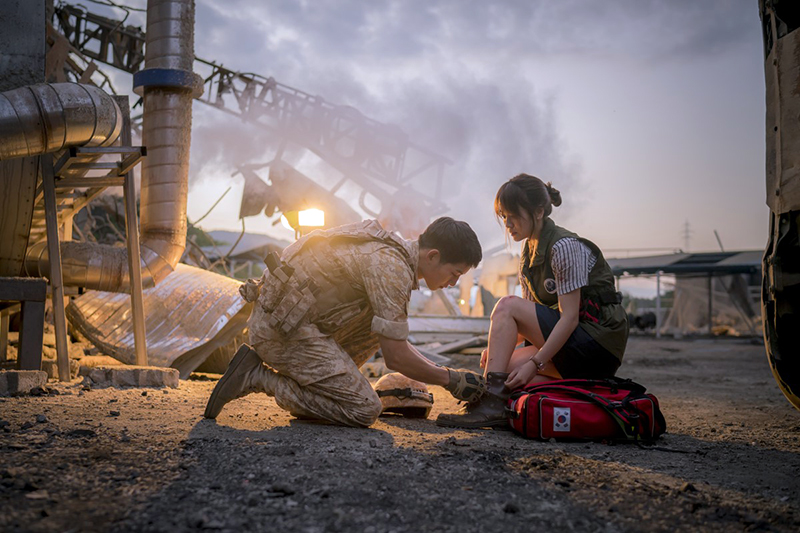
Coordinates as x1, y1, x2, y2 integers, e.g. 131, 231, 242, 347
436, 372, 511, 428
204, 344, 278, 419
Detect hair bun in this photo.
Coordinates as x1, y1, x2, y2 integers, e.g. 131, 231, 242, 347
545, 182, 562, 207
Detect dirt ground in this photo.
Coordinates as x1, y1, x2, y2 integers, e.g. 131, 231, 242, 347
1, 335, 799, 533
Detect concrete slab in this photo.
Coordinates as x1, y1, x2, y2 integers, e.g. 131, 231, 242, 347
82, 366, 179, 389
0, 370, 47, 396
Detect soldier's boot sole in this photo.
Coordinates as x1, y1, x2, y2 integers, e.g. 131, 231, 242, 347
204, 344, 262, 419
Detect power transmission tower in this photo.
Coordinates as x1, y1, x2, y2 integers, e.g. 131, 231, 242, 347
682, 220, 693, 252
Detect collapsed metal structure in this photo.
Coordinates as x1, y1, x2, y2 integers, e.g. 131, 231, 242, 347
66, 263, 250, 378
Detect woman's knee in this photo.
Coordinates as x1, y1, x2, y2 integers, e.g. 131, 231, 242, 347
491, 295, 521, 320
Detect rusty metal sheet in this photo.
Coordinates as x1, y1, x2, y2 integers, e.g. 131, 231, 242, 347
66, 263, 250, 378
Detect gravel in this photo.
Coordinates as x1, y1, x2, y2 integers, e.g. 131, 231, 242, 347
0, 336, 798, 532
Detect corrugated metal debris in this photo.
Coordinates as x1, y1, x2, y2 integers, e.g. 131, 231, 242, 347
66, 263, 250, 378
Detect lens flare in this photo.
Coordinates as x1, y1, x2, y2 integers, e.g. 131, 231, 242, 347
299, 208, 325, 227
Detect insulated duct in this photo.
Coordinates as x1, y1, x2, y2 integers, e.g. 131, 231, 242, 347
0, 83, 122, 160
18, 0, 199, 291
131, 0, 199, 288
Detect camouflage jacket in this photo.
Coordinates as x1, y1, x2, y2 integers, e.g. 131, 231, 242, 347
242, 220, 419, 356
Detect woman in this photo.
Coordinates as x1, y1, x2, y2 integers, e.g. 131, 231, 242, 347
437, 173, 628, 428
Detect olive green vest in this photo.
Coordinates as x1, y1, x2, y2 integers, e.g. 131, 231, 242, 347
520, 218, 628, 361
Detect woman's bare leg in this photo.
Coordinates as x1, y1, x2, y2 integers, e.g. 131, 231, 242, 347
485, 296, 547, 375
507, 345, 538, 374
507, 344, 560, 385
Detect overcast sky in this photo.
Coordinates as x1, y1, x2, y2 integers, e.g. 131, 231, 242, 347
95, 0, 767, 256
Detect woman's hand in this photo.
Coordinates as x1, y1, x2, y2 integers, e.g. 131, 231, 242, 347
505, 359, 538, 390
479, 348, 488, 369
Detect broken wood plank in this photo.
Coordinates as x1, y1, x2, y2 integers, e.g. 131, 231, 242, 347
431, 334, 488, 354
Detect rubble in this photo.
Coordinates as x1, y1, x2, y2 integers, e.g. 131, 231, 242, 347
40, 358, 80, 380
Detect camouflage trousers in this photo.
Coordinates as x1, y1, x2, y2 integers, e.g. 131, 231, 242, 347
247, 306, 382, 427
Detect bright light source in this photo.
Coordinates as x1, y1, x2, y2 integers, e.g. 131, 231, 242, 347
459, 299, 466, 305
298, 208, 324, 227
280, 214, 293, 230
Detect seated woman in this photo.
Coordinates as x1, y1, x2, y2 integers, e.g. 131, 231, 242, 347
437, 173, 628, 428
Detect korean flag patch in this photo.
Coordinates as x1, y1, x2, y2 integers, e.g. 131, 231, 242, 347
553, 407, 571, 432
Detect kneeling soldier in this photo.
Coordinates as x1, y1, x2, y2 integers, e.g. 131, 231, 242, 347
204, 217, 485, 427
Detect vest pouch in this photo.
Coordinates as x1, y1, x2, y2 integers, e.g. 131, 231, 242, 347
268, 284, 317, 336
258, 275, 288, 314
239, 277, 264, 303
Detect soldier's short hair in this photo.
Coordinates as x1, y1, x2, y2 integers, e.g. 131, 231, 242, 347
419, 217, 482, 267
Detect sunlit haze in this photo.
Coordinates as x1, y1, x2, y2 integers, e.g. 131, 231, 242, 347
98, 1, 767, 261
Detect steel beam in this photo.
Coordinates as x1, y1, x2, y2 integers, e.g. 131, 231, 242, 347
41, 156, 71, 381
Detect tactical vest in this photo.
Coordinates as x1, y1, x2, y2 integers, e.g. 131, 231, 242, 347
520, 217, 628, 361
240, 220, 413, 337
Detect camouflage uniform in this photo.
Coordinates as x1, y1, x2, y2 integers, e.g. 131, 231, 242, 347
240, 220, 418, 427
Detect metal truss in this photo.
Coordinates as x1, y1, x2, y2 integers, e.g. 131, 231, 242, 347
45, 22, 118, 94
194, 58, 448, 201
53, 4, 145, 75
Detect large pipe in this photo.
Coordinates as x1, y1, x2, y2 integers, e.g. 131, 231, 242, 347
0, 83, 122, 160
133, 0, 198, 287
17, 0, 198, 291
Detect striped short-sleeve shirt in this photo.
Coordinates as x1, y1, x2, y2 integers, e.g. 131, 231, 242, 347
551, 237, 597, 295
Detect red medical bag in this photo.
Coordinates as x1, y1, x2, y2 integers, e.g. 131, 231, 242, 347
507, 378, 666, 441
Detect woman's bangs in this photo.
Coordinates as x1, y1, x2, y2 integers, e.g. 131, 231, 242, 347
494, 182, 523, 218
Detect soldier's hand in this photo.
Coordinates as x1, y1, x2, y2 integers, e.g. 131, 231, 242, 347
443, 368, 486, 402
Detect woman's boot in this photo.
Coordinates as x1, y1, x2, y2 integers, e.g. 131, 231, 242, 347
436, 372, 510, 428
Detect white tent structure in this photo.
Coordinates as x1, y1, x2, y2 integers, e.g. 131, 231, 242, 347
609, 251, 762, 337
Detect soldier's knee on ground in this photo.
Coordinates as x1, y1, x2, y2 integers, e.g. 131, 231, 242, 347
347, 395, 383, 427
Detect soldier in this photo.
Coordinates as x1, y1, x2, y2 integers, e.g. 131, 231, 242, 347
204, 217, 485, 427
